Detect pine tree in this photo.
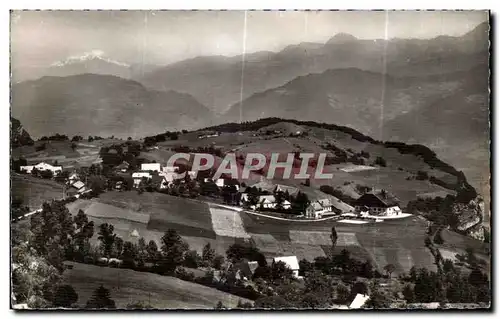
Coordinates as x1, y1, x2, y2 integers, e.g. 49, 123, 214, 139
52, 285, 78, 308
85, 285, 116, 309
98, 223, 116, 257
202, 243, 216, 266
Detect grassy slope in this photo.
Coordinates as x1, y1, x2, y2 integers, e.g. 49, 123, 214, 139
11, 173, 63, 210
62, 261, 250, 309
11, 139, 122, 169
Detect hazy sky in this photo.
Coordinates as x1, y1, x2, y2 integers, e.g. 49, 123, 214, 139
11, 10, 488, 67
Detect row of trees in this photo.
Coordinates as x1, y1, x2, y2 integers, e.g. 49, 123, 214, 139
401, 262, 490, 304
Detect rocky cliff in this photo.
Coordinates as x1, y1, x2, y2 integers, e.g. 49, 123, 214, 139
453, 197, 486, 241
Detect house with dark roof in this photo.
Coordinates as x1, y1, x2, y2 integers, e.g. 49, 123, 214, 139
115, 161, 130, 173
354, 191, 402, 216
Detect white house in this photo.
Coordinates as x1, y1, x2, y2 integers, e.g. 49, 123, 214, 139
68, 172, 79, 183
20, 162, 62, 175
215, 178, 225, 188
70, 180, 87, 194
273, 256, 300, 278
214, 178, 240, 191
163, 166, 178, 173
141, 163, 161, 172
132, 172, 152, 187
305, 198, 337, 219
354, 192, 402, 217
349, 294, 370, 309
20, 165, 34, 174
115, 161, 130, 173
258, 195, 291, 210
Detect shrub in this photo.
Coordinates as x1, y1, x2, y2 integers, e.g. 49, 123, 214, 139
374, 156, 387, 167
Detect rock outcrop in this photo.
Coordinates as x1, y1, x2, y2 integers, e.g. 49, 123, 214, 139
452, 197, 486, 241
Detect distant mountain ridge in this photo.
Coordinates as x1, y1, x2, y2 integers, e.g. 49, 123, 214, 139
11, 51, 159, 84
11, 74, 215, 139
139, 21, 489, 114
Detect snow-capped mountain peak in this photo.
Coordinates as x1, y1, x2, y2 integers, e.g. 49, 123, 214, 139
50, 50, 130, 67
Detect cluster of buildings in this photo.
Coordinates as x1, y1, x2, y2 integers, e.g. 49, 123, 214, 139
238, 180, 402, 220
20, 162, 62, 176
66, 172, 89, 196
19, 161, 92, 197
128, 162, 228, 190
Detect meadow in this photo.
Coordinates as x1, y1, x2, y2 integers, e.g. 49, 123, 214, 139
62, 261, 250, 309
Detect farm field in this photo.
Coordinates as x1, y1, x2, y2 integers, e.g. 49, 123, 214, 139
11, 173, 64, 209
64, 191, 488, 276
11, 139, 122, 170
62, 261, 250, 309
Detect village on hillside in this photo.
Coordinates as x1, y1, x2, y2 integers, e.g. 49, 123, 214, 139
16, 158, 410, 224
10, 10, 490, 311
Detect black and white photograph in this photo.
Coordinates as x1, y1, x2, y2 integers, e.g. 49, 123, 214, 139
10, 9, 491, 310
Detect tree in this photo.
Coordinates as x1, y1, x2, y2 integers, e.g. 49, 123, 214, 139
215, 301, 226, 309
335, 282, 350, 304
333, 249, 352, 272
147, 240, 159, 263
136, 238, 147, 267
160, 229, 189, 274
97, 223, 116, 257
360, 260, 374, 278
226, 243, 266, 266
271, 261, 294, 284
253, 265, 272, 281
434, 229, 444, 244
237, 299, 253, 309
126, 301, 153, 309
402, 284, 415, 303
85, 285, 116, 309
254, 296, 292, 309
468, 269, 488, 286
212, 255, 225, 270
121, 241, 138, 268
183, 250, 201, 268
52, 285, 78, 308
292, 191, 310, 214
364, 288, 391, 309
274, 191, 285, 210
350, 281, 369, 298
202, 243, 215, 266
374, 156, 387, 167
383, 264, 396, 278
112, 237, 124, 258
330, 226, 338, 256
465, 247, 477, 266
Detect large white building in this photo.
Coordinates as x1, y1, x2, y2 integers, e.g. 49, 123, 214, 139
20, 162, 63, 176
354, 192, 402, 217
141, 163, 161, 172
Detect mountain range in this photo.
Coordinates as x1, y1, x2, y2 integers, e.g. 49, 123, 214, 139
11, 74, 214, 139
139, 21, 489, 114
